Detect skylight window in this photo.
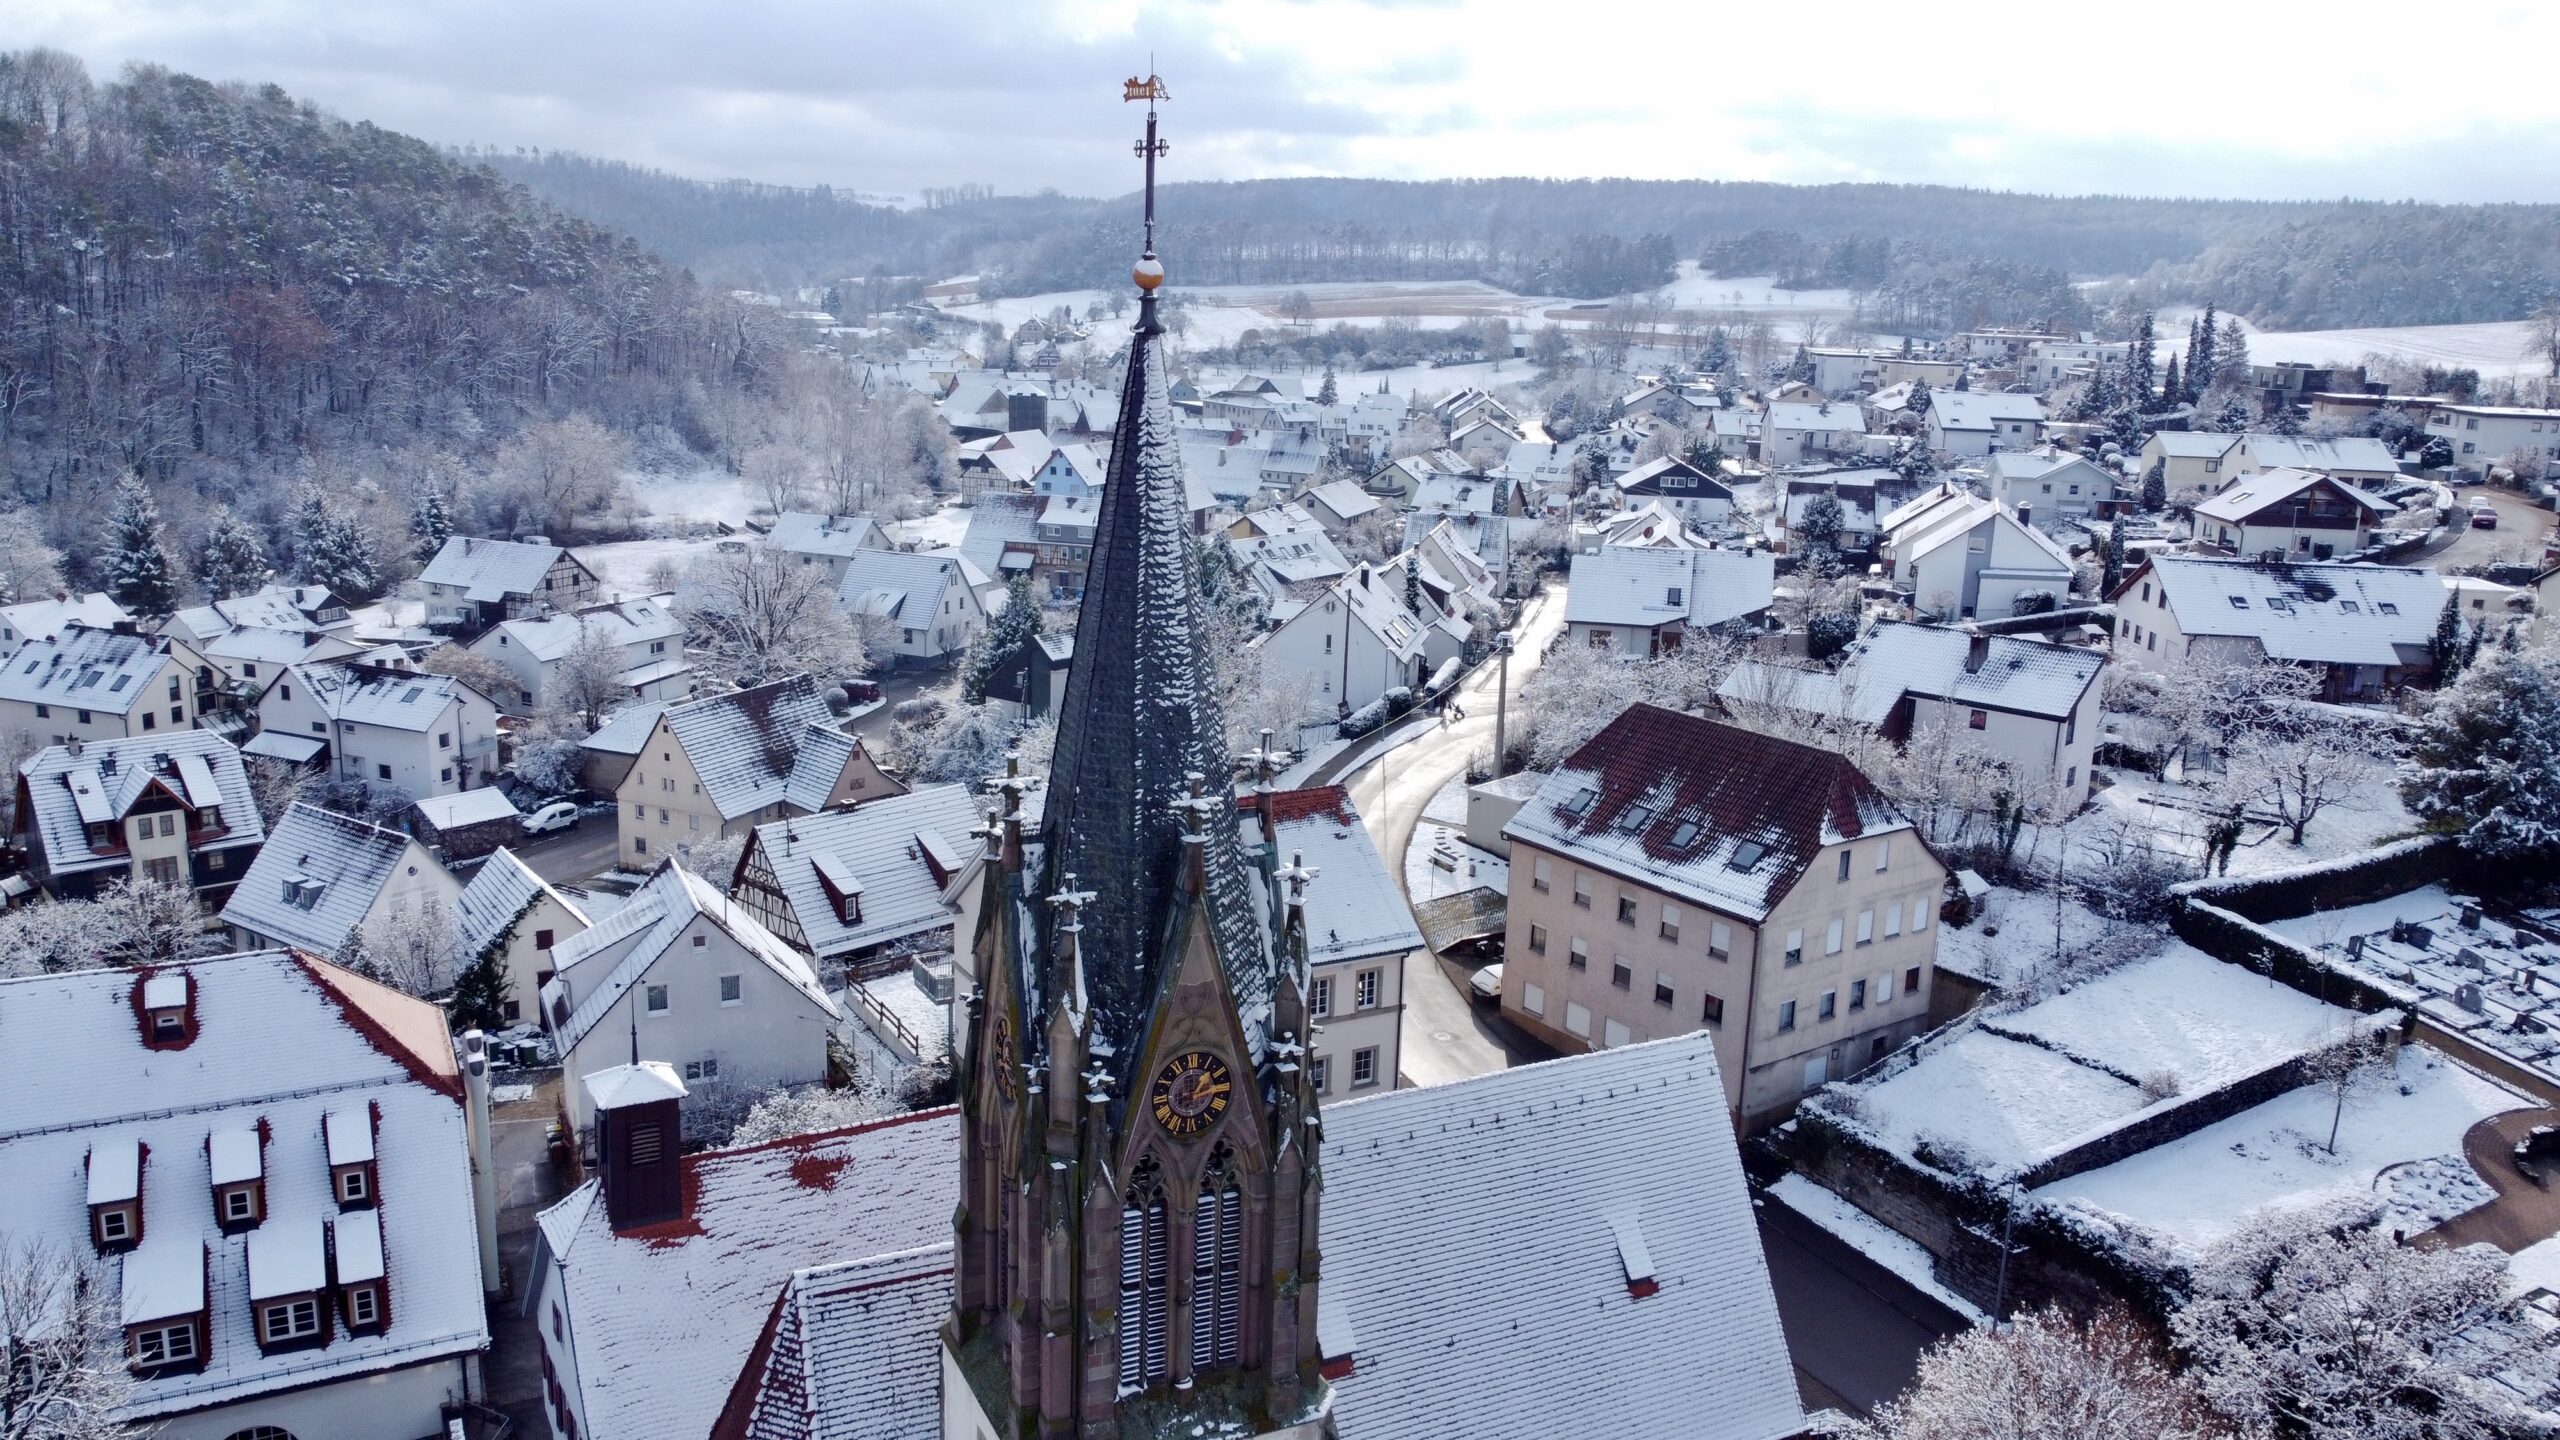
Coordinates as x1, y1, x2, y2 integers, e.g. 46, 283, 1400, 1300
2227, 596, 2249, 609
2340, 601, 2360, 614
1669, 820, 1700, 849
2377, 603, 2399, 615
2265, 598, 2291, 614
1729, 841, 1768, 872
1562, 787, 1598, 817
401, 686, 423, 703
1622, 804, 1656, 833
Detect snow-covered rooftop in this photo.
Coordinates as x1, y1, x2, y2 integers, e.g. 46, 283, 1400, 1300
1504, 704, 1911, 923
1928, 391, 2047, 430
0, 624, 174, 715
412, 787, 519, 831
2193, 467, 2391, 525
218, 803, 434, 958
534, 1109, 959, 1440
742, 782, 986, 960
715, 1244, 953, 1440
1838, 622, 2106, 722
16, 729, 265, 879
0, 950, 483, 1421
2144, 555, 2443, 667
550, 861, 836, 1053
1321, 1034, 1801, 1440
659, 675, 839, 822
766, 511, 884, 559
1564, 546, 1777, 632
1248, 787, 1424, 970
419, 535, 583, 603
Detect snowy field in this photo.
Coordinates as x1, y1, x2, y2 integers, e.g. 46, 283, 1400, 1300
2084, 763, 2418, 878
1850, 925, 2357, 1175
887, 498, 972, 551
2036, 1046, 2521, 1258
579, 536, 724, 598
631, 467, 759, 526
2152, 305, 2549, 382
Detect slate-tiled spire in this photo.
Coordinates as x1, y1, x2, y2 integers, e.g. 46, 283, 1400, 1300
1034, 194, 1272, 1083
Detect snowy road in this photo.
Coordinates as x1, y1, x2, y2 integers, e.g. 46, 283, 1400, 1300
1346, 581, 1567, 1089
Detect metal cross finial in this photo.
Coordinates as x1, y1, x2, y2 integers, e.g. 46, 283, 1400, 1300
1124, 72, 1170, 256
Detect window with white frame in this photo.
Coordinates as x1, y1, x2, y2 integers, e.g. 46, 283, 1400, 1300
1784, 928, 1803, 966
1355, 969, 1380, 1009
1856, 910, 1874, 945
261, 1297, 321, 1343
1352, 1048, 1378, 1087
1531, 857, 1551, 893
1309, 976, 1332, 1016
719, 974, 742, 1005
1310, 1055, 1330, 1091
645, 984, 669, 1014
1826, 918, 1844, 955
132, 1323, 195, 1366
347, 1285, 380, 1327
1910, 898, 1930, 932
1659, 904, 1680, 942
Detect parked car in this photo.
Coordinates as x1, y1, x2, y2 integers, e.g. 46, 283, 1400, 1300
520, 799, 581, 836
1468, 963, 1504, 1005
2471, 505, 2499, 530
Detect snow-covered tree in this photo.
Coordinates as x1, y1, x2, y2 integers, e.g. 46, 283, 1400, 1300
2228, 714, 2374, 846
1798, 491, 1846, 553
2174, 1204, 2537, 1440
2103, 512, 2128, 594
882, 688, 1051, 785
676, 543, 867, 688
552, 621, 633, 731
418, 644, 518, 712
678, 830, 749, 888
103, 478, 178, 616
0, 1235, 139, 1440
408, 488, 453, 565
0, 506, 63, 605
365, 894, 456, 999
959, 574, 1037, 705
0, 878, 219, 977
511, 734, 585, 797
2403, 645, 2560, 863
287, 483, 380, 601
1316, 365, 1339, 406
195, 505, 270, 600
2141, 457, 2168, 512
1857, 1307, 2240, 1440
485, 414, 631, 538
2212, 316, 2252, 392
725, 1084, 887, 1148
2429, 593, 2471, 681
447, 939, 510, 1034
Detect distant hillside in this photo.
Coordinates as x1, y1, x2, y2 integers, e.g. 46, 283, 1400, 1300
0, 53, 788, 526
489, 153, 2560, 331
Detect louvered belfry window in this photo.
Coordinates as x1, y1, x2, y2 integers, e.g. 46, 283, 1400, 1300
1193, 1144, 1244, 1370
1119, 1160, 1170, 1391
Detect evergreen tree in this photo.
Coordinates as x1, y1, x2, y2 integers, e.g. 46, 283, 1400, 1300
448, 940, 510, 1033
1315, 365, 1338, 407
1954, 370, 1971, 392
409, 489, 454, 565
1785, 344, 1814, 384
2403, 646, 2560, 862
2103, 512, 2128, 594
2161, 353, 2181, 406
1404, 556, 1422, 616
2123, 312, 2155, 412
2141, 457, 2167, 513
2214, 316, 2250, 391
1897, 334, 1914, 358
289, 484, 380, 601
104, 478, 180, 616
2190, 305, 2217, 400
960, 573, 1039, 704
195, 506, 270, 600
1907, 379, 1931, 419
2428, 593, 2469, 681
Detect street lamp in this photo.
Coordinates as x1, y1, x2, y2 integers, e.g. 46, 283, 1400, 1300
1490, 630, 1517, 779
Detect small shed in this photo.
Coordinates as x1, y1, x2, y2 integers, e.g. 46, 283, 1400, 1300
1466, 770, 1547, 855
411, 788, 522, 863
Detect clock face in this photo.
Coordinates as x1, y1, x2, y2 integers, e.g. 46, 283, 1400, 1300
1150, 1051, 1233, 1138
991, 1015, 1016, 1097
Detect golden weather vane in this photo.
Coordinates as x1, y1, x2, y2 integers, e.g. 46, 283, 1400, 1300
1124, 72, 1169, 296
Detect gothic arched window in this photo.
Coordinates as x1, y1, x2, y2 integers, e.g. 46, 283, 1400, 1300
1192, 1143, 1243, 1371
1118, 1159, 1170, 1391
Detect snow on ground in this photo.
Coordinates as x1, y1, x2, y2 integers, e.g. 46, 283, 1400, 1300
2509, 1233, 2560, 1298
2269, 883, 2560, 1088
579, 535, 725, 598
2152, 306, 2547, 382
631, 467, 759, 527
2035, 1046, 2523, 1259
1856, 1029, 2145, 1173
1930, 885, 2126, 989
1852, 912, 2364, 1175
1769, 1175, 1988, 1325
2085, 763, 2418, 877
1996, 945, 2347, 1093
887, 500, 971, 551
840, 970, 951, 1066
1404, 772, 1509, 904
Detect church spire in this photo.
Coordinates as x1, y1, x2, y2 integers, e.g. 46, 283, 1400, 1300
1035, 72, 1270, 1088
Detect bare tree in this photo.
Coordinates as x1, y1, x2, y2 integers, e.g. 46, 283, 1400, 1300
675, 543, 862, 688
0, 506, 63, 604
418, 644, 519, 712
552, 621, 633, 732
0, 1235, 138, 1440
2228, 714, 2375, 846
486, 415, 630, 538
363, 894, 457, 999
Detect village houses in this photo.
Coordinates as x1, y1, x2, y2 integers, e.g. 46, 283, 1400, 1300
1879, 485, 2076, 621
0, 623, 207, 745
256, 662, 504, 802
730, 779, 987, 974
763, 510, 892, 582
1563, 546, 1778, 656
454, 846, 595, 1027
13, 729, 266, 904
614, 674, 905, 867
835, 547, 989, 667
220, 803, 465, 984
1925, 390, 2047, 457
418, 536, 600, 639
2108, 554, 2448, 700
2191, 467, 2394, 559
466, 596, 693, 715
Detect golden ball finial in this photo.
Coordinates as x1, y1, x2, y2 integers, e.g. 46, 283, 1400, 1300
1133, 255, 1165, 292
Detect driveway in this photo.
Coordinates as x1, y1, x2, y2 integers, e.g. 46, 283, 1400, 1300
2416, 486, 2552, 572
511, 816, 621, 887
1343, 583, 1568, 1088
485, 1075, 570, 1436
2420, 1106, 2560, 1254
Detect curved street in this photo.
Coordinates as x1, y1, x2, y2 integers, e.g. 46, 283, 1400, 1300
1346, 581, 1566, 1089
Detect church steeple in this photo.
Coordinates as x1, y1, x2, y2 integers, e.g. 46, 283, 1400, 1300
946, 75, 1328, 1440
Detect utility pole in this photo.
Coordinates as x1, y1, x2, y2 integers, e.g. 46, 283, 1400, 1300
1490, 629, 1517, 778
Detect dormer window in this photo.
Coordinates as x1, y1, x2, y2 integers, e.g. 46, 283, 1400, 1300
136, 970, 194, 1050
335, 1210, 387, 1335
88, 1136, 144, 1252
248, 1218, 330, 1352
209, 1127, 265, 1232
325, 1107, 378, 1211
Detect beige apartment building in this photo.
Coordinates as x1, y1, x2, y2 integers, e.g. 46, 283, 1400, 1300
1500, 704, 1945, 1131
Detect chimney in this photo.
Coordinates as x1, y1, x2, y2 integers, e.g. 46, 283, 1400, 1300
2014, 503, 2031, 529
460, 1032, 502, 1296
584, 1062, 688, 1232
1964, 634, 1991, 674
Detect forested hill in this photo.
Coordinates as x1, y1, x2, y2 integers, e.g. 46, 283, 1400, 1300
488, 150, 2560, 331
0, 52, 796, 565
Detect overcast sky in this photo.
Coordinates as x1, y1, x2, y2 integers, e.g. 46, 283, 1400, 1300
23, 0, 2560, 205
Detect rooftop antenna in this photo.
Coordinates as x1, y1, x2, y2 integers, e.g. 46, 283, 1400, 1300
1124, 68, 1170, 332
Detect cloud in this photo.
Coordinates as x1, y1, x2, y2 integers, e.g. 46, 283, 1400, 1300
16, 0, 2560, 204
